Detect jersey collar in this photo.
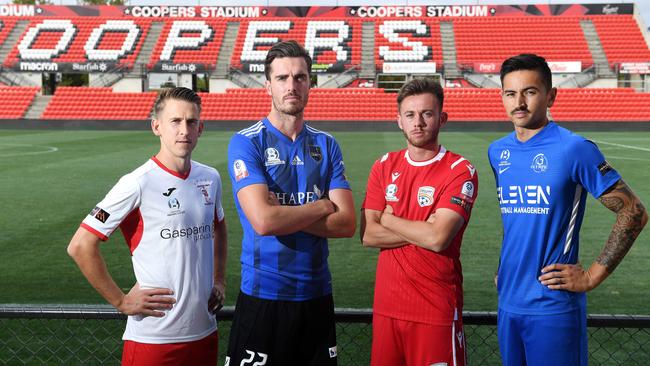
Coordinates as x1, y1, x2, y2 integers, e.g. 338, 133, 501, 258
405, 146, 447, 166
151, 156, 191, 180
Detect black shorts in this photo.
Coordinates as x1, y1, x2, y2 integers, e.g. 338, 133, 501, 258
225, 292, 337, 366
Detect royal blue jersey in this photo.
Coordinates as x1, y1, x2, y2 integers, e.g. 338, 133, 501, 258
488, 122, 620, 315
228, 118, 350, 301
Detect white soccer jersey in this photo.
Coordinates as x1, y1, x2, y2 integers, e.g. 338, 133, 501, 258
81, 157, 225, 344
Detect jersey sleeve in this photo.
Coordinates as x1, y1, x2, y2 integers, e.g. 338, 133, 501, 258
362, 156, 386, 212
80, 174, 141, 241
228, 133, 268, 194
326, 138, 351, 192
436, 160, 478, 221
569, 139, 621, 198
214, 170, 225, 222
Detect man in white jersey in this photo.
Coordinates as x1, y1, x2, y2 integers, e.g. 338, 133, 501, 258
67, 87, 227, 365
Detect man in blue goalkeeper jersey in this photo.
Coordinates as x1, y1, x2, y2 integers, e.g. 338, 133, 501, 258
225, 40, 356, 366
488, 53, 647, 366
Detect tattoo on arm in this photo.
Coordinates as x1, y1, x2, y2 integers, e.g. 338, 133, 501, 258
597, 180, 648, 273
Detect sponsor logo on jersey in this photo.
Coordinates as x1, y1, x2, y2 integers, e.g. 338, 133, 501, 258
497, 185, 551, 215
417, 186, 435, 207
531, 153, 548, 173
233, 159, 249, 182
265, 148, 285, 166
196, 181, 213, 206
160, 223, 214, 240
598, 160, 613, 175
385, 183, 399, 201
309, 145, 322, 162
451, 196, 472, 212
291, 155, 304, 166
162, 187, 176, 197
461, 181, 475, 198
498, 149, 511, 174
90, 206, 110, 223
274, 186, 322, 205
329, 346, 338, 358
391, 172, 401, 182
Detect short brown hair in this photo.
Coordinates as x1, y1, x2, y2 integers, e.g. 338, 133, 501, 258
397, 78, 444, 111
264, 40, 312, 81
152, 87, 201, 119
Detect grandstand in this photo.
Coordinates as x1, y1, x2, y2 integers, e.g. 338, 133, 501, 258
0, 2, 647, 123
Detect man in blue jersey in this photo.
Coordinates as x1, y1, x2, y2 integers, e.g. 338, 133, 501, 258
488, 53, 647, 366
225, 40, 356, 366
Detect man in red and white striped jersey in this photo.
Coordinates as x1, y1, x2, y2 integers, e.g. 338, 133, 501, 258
67, 87, 227, 366
361, 78, 478, 366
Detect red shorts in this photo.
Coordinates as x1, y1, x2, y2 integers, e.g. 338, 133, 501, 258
371, 314, 466, 366
121, 331, 218, 366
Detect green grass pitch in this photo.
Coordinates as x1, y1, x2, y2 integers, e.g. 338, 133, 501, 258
0, 128, 648, 315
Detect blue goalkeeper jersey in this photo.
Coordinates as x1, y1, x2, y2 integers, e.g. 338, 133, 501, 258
488, 122, 620, 315
228, 118, 350, 301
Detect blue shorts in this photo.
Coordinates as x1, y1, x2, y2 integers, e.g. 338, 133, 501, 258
497, 308, 588, 366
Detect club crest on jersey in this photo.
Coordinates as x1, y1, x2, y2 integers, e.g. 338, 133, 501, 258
196, 181, 213, 206
417, 186, 435, 207
498, 149, 511, 175
461, 181, 475, 198
309, 145, 322, 162
531, 153, 548, 173
264, 147, 285, 166
385, 183, 399, 201
233, 159, 248, 182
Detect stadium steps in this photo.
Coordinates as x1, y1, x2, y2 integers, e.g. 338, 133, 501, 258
214, 22, 240, 78
24, 94, 52, 119
580, 19, 615, 78
0, 20, 28, 65
440, 21, 461, 78
319, 67, 359, 88
358, 21, 376, 79
0, 20, 39, 87
464, 73, 499, 88
125, 21, 164, 78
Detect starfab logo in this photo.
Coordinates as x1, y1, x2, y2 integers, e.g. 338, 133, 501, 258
264, 147, 285, 166
531, 153, 548, 173
498, 149, 511, 174
417, 186, 435, 207
385, 183, 399, 202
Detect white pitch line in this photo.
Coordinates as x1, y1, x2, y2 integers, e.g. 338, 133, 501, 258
605, 155, 650, 162
592, 139, 650, 153
0, 143, 59, 157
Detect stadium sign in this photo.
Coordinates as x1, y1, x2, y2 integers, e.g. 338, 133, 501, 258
548, 61, 582, 73
383, 62, 436, 74
16, 61, 118, 73
619, 63, 650, 74
152, 63, 208, 73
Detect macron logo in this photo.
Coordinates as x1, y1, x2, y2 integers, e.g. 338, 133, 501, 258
391, 172, 400, 182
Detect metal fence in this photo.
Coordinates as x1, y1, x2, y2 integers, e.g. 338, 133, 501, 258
1, 304, 649, 365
